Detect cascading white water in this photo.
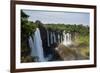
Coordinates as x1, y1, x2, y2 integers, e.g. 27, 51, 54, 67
66, 33, 71, 45
58, 34, 60, 43
53, 32, 56, 43
63, 31, 67, 45
50, 32, 53, 44
47, 30, 50, 47
28, 28, 45, 62
29, 36, 37, 57
63, 31, 71, 46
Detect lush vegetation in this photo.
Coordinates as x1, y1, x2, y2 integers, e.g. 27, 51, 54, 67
21, 10, 90, 62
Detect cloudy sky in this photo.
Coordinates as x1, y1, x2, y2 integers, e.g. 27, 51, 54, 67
23, 10, 90, 25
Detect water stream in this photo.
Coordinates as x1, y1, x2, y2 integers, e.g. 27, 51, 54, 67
28, 28, 45, 62
63, 31, 72, 46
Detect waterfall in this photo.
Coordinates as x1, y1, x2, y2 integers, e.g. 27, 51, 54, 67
47, 30, 50, 47
53, 32, 56, 43
63, 31, 72, 46
29, 36, 37, 57
63, 31, 67, 45
66, 33, 71, 45
58, 34, 60, 43
28, 28, 45, 62
50, 32, 53, 44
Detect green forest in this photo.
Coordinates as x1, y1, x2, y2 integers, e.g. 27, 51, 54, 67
21, 10, 90, 62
